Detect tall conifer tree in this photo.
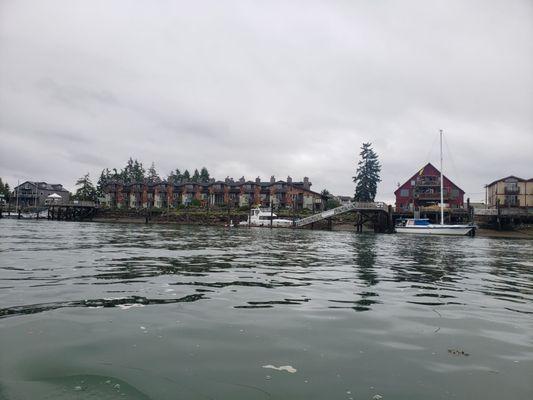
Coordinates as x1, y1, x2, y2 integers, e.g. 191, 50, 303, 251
353, 143, 381, 202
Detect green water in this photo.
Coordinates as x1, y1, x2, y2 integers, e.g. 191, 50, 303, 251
0, 219, 532, 399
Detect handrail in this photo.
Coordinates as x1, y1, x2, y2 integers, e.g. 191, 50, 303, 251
295, 202, 387, 227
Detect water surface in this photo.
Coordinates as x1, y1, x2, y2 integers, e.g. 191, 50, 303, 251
1, 219, 532, 399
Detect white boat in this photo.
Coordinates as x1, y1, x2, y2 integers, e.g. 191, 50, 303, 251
396, 218, 474, 235
396, 130, 475, 236
239, 207, 294, 227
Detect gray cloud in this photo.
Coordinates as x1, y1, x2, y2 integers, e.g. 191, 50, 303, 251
1, 0, 532, 202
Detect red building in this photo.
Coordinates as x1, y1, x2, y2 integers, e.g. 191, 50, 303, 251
395, 163, 465, 212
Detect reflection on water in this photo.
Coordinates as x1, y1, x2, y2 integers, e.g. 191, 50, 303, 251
0, 219, 532, 399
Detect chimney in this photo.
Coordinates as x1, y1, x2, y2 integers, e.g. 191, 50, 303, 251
239, 176, 245, 183
303, 177, 310, 190
270, 175, 275, 184
255, 176, 261, 184
287, 176, 292, 184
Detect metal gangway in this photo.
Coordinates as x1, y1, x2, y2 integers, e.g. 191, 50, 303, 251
295, 201, 387, 228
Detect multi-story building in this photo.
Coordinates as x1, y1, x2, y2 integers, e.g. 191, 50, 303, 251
394, 163, 464, 212
104, 176, 325, 211
485, 176, 533, 208
12, 181, 70, 207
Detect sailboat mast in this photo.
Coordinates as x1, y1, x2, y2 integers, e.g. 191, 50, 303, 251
440, 129, 444, 225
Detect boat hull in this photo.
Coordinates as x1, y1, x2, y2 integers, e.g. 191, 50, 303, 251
396, 225, 474, 236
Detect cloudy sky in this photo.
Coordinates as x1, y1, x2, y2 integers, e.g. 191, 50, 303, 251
1, 0, 531, 203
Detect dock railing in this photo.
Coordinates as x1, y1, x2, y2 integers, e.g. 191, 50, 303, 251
295, 201, 387, 227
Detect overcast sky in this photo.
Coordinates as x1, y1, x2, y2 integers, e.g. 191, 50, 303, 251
1, 0, 531, 203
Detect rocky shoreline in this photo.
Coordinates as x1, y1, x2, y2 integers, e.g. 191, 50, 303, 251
90, 210, 533, 239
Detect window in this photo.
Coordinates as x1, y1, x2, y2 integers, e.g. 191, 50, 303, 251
411, 180, 416, 186
400, 189, 409, 197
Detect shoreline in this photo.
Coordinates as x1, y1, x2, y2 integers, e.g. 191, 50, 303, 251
89, 217, 533, 239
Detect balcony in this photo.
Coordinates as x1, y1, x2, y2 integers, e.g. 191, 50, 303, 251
414, 192, 449, 200
416, 177, 440, 186
504, 187, 520, 195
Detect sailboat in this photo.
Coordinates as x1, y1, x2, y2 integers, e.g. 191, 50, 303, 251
395, 130, 476, 236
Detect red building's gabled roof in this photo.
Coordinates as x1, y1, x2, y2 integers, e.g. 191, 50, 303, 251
394, 162, 464, 195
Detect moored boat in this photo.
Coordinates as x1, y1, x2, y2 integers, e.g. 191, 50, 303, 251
395, 218, 474, 236
396, 130, 475, 236
239, 207, 294, 227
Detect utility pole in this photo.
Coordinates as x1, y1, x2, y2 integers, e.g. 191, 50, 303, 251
270, 202, 273, 228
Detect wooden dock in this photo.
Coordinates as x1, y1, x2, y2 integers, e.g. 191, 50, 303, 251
295, 202, 394, 233
47, 203, 98, 221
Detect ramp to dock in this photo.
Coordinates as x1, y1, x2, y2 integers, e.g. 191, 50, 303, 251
295, 202, 387, 228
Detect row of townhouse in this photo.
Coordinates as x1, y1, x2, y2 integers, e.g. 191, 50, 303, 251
103, 176, 325, 211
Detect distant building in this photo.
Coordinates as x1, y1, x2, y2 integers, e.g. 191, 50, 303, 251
335, 195, 353, 206
104, 176, 325, 211
394, 163, 464, 212
485, 176, 533, 208
12, 181, 70, 207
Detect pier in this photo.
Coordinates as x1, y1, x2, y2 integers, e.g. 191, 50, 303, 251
47, 203, 97, 221
295, 201, 394, 233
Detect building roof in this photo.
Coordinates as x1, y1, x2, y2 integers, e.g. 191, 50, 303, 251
394, 162, 464, 195
485, 175, 527, 187
14, 181, 69, 193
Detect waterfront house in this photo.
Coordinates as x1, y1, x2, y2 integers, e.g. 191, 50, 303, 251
335, 195, 353, 206
485, 176, 533, 208
12, 181, 70, 207
104, 176, 325, 211
394, 163, 464, 212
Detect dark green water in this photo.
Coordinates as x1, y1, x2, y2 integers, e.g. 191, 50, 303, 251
1, 219, 532, 399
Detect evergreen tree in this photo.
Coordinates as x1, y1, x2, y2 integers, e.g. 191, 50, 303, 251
73, 173, 97, 201
4, 183, 10, 202
121, 158, 145, 183
199, 167, 210, 183
111, 168, 121, 180
353, 143, 381, 202
182, 169, 191, 182
132, 160, 145, 182
0, 178, 9, 203
96, 168, 110, 197
321, 189, 340, 210
147, 162, 160, 183
191, 169, 200, 182
122, 157, 135, 182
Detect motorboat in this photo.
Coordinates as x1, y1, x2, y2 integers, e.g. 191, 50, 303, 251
239, 207, 294, 227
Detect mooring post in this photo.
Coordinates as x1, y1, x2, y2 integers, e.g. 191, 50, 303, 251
496, 201, 501, 230
270, 203, 273, 229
